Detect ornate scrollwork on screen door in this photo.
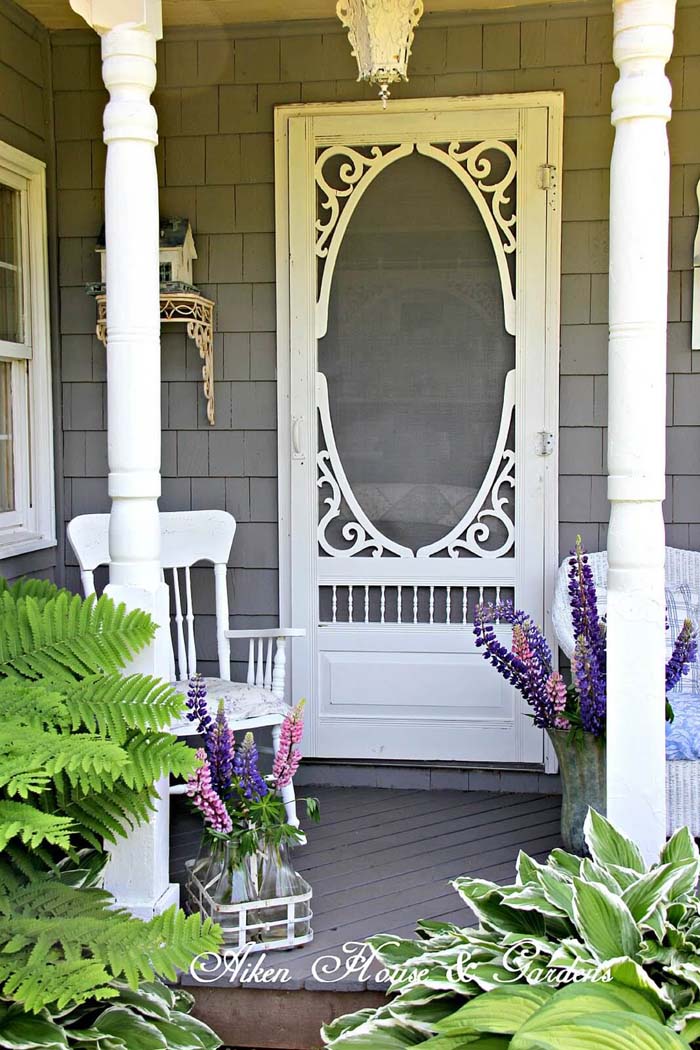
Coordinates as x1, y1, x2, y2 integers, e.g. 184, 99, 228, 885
314, 136, 518, 562
315, 138, 518, 337
315, 143, 413, 338
316, 372, 412, 558
417, 141, 517, 335
415, 370, 516, 559
317, 370, 516, 561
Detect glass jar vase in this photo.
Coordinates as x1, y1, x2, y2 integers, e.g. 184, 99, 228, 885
189, 835, 260, 947
257, 840, 310, 943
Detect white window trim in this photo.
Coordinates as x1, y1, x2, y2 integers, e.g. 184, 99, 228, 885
0, 141, 56, 559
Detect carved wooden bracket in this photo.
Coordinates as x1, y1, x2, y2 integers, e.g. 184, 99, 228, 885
95, 290, 215, 425
69, 0, 163, 37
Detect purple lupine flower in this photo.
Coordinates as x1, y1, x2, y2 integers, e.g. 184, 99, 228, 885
476, 540, 696, 740
474, 602, 525, 688
272, 700, 305, 789
500, 600, 556, 684
474, 602, 555, 728
666, 618, 698, 694
185, 673, 212, 735
511, 623, 552, 724
205, 700, 235, 799
233, 731, 268, 800
567, 538, 607, 677
572, 634, 606, 737
567, 538, 607, 735
186, 749, 232, 834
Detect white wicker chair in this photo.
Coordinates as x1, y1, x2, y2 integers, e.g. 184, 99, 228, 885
552, 547, 700, 838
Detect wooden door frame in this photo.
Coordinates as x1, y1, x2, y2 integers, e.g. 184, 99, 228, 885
274, 93, 563, 768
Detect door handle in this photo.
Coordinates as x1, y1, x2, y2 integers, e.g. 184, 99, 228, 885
292, 416, 304, 460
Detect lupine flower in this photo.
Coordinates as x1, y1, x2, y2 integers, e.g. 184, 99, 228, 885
233, 731, 268, 800
567, 539, 607, 733
475, 539, 697, 740
185, 673, 212, 735
666, 618, 698, 693
511, 625, 531, 664
567, 538, 607, 672
186, 749, 232, 833
206, 701, 235, 799
474, 602, 555, 728
572, 634, 606, 737
546, 671, 570, 730
272, 700, 305, 788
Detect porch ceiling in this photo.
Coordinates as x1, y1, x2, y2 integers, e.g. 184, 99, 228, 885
17, 0, 591, 31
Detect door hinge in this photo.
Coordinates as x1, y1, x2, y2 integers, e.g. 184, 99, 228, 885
536, 430, 555, 457
538, 163, 558, 210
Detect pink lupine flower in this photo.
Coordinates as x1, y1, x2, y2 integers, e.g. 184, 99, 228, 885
272, 700, 305, 789
511, 624, 532, 664
546, 671, 570, 730
186, 748, 232, 833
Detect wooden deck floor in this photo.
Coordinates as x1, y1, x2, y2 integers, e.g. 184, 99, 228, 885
173, 785, 562, 994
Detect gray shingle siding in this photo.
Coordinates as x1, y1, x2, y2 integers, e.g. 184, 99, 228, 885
0, 0, 59, 585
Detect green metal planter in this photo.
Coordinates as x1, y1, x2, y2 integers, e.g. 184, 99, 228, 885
547, 728, 606, 855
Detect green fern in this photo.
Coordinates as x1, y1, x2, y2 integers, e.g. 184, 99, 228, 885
4, 877, 115, 918
1, 726, 194, 798
0, 578, 60, 602
60, 784, 156, 847
0, 879, 221, 1012
0, 728, 129, 795
0, 675, 184, 741
0, 802, 75, 852
121, 732, 198, 790
0, 729, 196, 850
0, 958, 118, 1015
0, 575, 223, 1022
67, 674, 185, 741
0, 591, 155, 682
0, 680, 72, 731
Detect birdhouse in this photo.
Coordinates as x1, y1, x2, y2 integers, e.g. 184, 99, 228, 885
95, 217, 198, 289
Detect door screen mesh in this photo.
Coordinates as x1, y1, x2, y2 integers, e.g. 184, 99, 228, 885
318, 150, 515, 554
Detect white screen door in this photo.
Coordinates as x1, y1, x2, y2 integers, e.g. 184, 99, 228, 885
276, 95, 562, 763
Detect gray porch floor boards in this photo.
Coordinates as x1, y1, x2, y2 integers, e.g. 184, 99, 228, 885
174, 786, 562, 994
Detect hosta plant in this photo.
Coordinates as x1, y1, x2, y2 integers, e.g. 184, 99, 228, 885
0, 577, 222, 1049
0, 978, 220, 1050
419, 981, 690, 1049
323, 810, 700, 1049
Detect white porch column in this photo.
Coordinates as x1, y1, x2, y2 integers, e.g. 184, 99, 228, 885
70, 0, 176, 916
607, 0, 675, 862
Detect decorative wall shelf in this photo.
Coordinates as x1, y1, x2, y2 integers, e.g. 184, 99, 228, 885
89, 281, 216, 425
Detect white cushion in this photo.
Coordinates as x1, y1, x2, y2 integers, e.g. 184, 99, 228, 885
666, 693, 700, 760
171, 677, 289, 731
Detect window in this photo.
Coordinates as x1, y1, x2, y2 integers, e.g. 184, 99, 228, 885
0, 142, 55, 557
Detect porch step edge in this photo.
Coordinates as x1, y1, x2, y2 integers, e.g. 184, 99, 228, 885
191, 986, 385, 1050
294, 761, 561, 794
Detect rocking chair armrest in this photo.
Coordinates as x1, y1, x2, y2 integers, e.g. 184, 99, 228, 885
223, 627, 306, 640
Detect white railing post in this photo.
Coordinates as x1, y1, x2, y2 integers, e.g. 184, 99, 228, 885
607, 0, 676, 862
69, 0, 175, 917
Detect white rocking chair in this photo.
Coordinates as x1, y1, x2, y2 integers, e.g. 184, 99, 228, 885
552, 546, 700, 837
67, 510, 305, 828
